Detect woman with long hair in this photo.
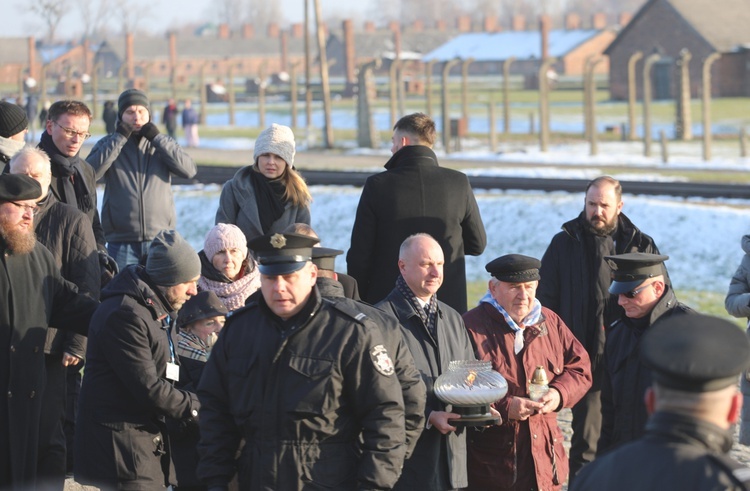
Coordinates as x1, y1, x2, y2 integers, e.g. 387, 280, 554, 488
215, 123, 311, 242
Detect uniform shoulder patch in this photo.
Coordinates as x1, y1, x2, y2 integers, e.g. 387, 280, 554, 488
370, 344, 395, 376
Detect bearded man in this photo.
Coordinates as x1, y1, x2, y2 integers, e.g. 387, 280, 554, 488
536, 176, 661, 481
0, 174, 98, 490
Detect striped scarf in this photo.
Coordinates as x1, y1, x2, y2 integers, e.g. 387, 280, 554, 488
396, 274, 438, 339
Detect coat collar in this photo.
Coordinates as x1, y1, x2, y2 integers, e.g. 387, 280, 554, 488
383, 145, 439, 170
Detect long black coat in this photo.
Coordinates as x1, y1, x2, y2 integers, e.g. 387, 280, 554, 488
346, 145, 486, 313
75, 265, 200, 489
598, 287, 693, 454
377, 288, 476, 490
0, 240, 97, 490
537, 212, 660, 374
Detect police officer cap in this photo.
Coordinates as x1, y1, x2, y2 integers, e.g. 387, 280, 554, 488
176, 290, 228, 329
605, 252, 669, 295
641, 314, 750, 393
311, 247, 343, 271
485, 254, 541, 282
248, 232, 320, 275
0, 174, 42, 202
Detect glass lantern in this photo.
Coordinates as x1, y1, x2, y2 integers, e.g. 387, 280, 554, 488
433, 360, 508, 427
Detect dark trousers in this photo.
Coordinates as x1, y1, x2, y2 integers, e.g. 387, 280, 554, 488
37, 354, 68, 490
65, 362, 83, 474
568, 388, 602, 481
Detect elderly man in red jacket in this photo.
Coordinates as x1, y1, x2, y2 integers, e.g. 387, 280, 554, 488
462, 254, 592, 490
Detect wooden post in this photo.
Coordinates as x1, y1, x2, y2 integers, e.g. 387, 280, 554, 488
228, 64, 236, 126
702, 53, 721, 161
39, 65, 48, 107
660, 129, 669, 163
675, 49, 692, 141
200, 63, 208, 126
357, 59, 382, 149
425, 60, 436, 116
539, 58, 556, 152
461, 58, 474, 124
290, 62, 300, 130
503, 57, 515, 135
588, 57, 603, 156
389, 60, 400, 129
441, 59, 459, 153
91, 62, 100, 122
642, 53, 661, 157
741, 127, 747, 158
488, 101, 497, 153
627, 51, 643, 141
313, 0, 334, 148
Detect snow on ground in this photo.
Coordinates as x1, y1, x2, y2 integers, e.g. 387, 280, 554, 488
173, 184, 749, 296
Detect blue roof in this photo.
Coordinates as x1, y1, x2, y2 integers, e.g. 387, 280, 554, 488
422, 30, 602, 62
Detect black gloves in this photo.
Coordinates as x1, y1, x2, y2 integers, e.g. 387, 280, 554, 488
139, 122, 160, 141
98, 250, 119, 287
116, 121, 133, 139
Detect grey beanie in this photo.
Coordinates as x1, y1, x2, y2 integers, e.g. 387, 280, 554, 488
253, 123, 295, 167
118, 88, 150, 120
146, 230, 201, 286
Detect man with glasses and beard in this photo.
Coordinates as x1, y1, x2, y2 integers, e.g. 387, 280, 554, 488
0, 174, 98, 490
597, 252, 693, 455
537, 176, 662, 481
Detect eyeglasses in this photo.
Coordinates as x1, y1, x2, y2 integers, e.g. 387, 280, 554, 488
52, 121, 91, 140
6, 200, 39, 216
622, 283, 652, 299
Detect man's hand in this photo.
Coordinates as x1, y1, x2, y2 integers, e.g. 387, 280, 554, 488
139, 122, 160, 141
62, 352, 81, 367
489, 406, 503, 425
508, 396, 544, 421
538, 388, 562, 415
428, 411, 461, 434
116, 121, 133, 138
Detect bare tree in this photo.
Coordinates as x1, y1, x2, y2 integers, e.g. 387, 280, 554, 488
23, 0, 69, 42
245, 0, 283, 30
76, 0, 112, 39
215, 0, 246, 29
114, 0, 148, 34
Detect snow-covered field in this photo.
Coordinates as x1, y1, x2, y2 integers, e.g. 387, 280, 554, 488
173, 183, 748, 295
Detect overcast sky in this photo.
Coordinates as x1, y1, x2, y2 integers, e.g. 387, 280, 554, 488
7, 0, 365, 39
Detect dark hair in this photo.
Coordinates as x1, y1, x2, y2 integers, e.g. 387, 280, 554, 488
585, 176, 622, 202
393, 112, 436, 147
47, 100, 92, 122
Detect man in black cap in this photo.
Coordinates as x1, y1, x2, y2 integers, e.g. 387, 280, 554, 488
598, 252, 693, 454
572, 314, 750, 491
537, 175, 661, 479
87, 88, 196, 270
197, 232, 408, 490
376, 233, 475, 491
0, 100, 28, 164
463, 253, 592, 490
75, 229, 202, 489
0, 173, 98, 490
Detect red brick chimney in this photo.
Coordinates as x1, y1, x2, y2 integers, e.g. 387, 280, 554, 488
540, 15, 551, 60
291, 23, 304, 38
218, 23, 230, 39
565, 12, 581, 30
512, 15, 526, 31
484, 15, 498, 32
412, 19, 424, 32
457, 15, 471, 32
280, 29, 288, 72
618, 12, 633, 26
592, 13, 607, 29
364, 21, 376, 33
125, 32, 134, 80
343, 19, 355, 85
388, 21, 400, 33
168, 31, 177, 71
27, 37, 36, 80
268, 22, 280, 38
435, 20, 446, 32
242, 24, 254, 39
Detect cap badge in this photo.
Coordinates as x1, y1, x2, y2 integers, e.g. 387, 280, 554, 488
270, 233, 287, 249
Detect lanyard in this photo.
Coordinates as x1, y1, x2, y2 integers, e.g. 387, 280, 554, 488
165, 315, 176, 364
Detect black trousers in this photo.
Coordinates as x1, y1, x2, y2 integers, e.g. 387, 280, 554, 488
37, 354, 67, 491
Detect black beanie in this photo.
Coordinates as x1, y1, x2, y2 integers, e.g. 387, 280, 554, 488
0, 101, 28, 139
117, 89, 150, 120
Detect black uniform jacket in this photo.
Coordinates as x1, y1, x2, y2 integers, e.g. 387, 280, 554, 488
75, 265, 199, 489
573, 411, 750, 491
346, 145, 486, 313
0, 240, 97, 489
197, 287, 407, 490
599, 286, 693, 453
377, 288, 477, 490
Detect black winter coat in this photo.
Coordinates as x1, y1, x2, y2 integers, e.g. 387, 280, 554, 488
38, 131, 106, 248
0, 240, 97, 490
75, 265, 200, 489
377, 288, 477, 490
197, 288, 407, 490
573, 412, 750, 491
35, 194, 100, 357
537, 212, 659, 374
346, 145, 486, 313
598, 286, 693, 454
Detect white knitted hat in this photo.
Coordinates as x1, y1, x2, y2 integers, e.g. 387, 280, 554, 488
253, 123, 295, 167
